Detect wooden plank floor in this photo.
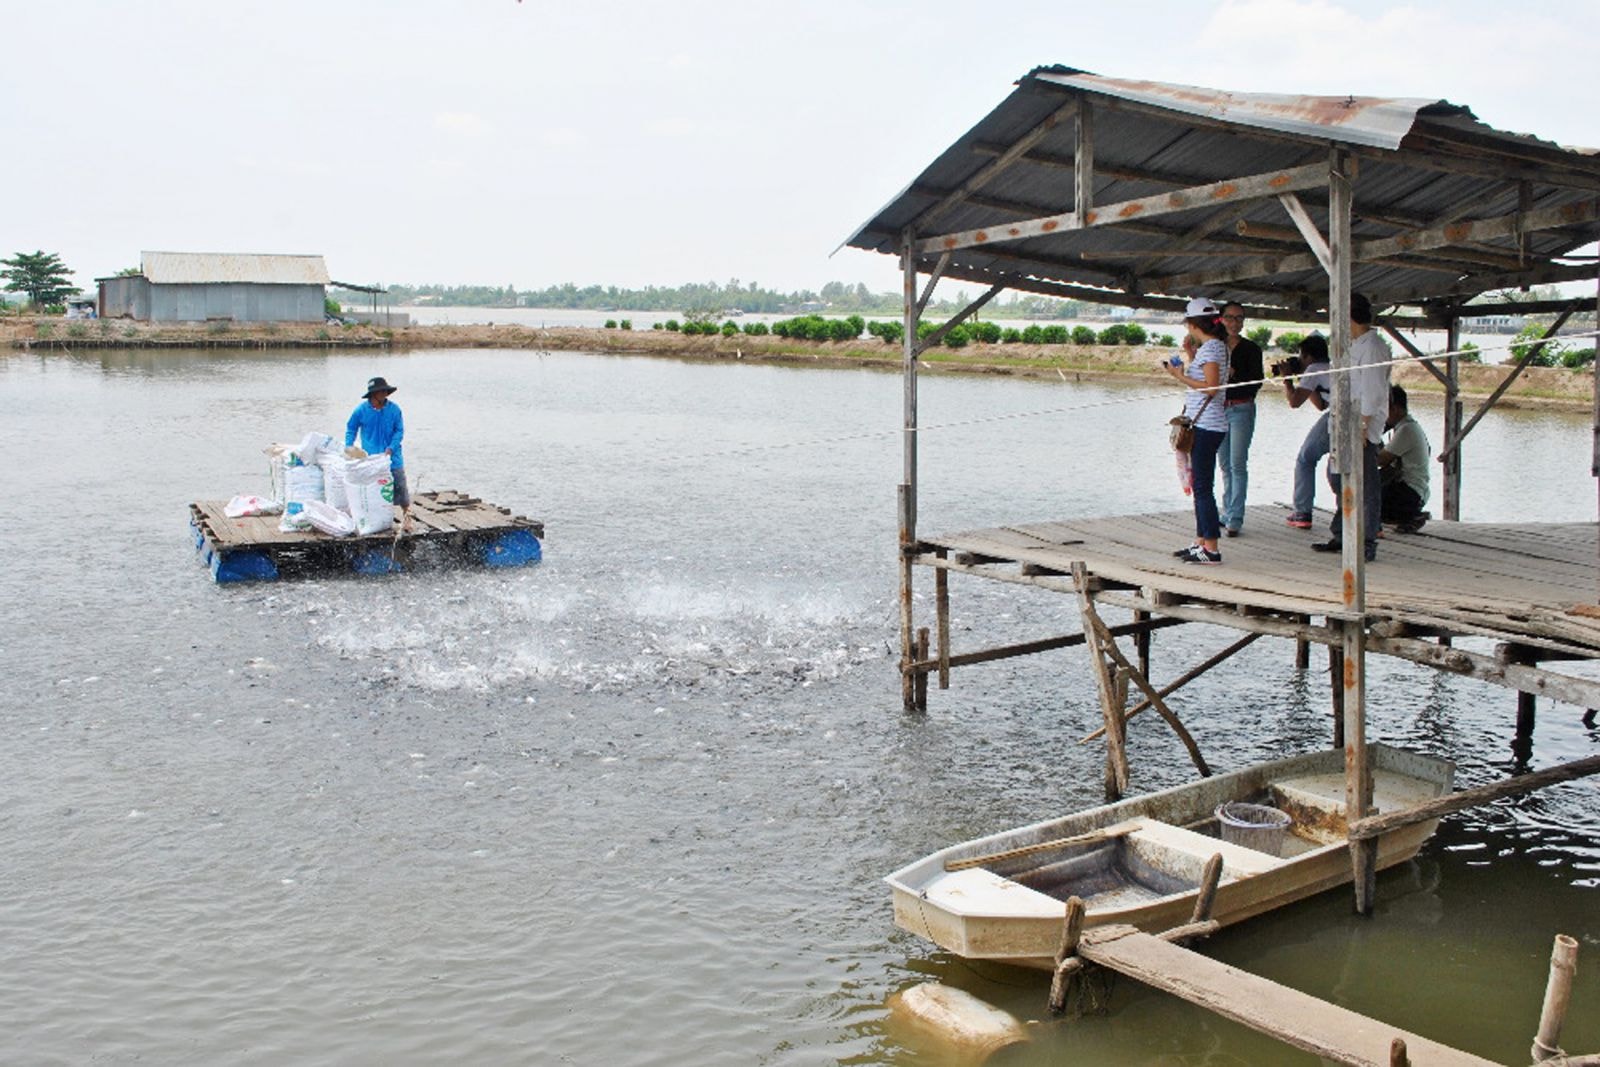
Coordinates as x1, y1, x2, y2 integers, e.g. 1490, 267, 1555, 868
192, 490, 542, 550
918, 505, 1600, 653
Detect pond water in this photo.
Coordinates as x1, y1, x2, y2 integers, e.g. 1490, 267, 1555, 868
1, 345, 1595, 1065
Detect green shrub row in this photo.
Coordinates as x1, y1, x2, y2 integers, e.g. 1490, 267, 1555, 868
602, 319, 633, 330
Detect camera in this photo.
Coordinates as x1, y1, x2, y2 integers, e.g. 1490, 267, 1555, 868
1271, 356, 1304, 379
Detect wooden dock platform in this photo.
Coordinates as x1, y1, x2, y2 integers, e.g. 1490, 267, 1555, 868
189, 489, 544, 583
917, 505, 1600, 656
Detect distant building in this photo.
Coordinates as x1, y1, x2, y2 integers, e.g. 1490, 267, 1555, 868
97, 251, 331, 323
1460, 313, 1526, 333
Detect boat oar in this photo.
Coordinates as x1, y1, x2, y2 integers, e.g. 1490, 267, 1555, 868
944, 822, 1141, 872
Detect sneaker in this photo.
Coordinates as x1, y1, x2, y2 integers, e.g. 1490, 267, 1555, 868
1225, 527, 1240, 538
1285, 513, 1313, 529
1173, 543, 1201, 557
1395, 515, 1428, 534
1311, 539, 1341, 553
1180, 545, 1223, 565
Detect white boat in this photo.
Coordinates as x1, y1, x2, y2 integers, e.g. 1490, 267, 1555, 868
886, 743, 1453, 970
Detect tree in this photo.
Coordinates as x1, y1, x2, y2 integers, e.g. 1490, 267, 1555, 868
2, 250, 75, 308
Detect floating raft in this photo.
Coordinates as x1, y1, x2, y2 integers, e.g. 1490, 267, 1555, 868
189, 490, 544, 583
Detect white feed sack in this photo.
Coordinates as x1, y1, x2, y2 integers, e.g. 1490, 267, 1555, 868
278, 460, 326, 532
320, 453, 350, 512
303, 499, 357, 537
344, 453, 396, 535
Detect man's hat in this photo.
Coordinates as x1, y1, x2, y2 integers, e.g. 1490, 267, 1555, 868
363, 376, 397, 398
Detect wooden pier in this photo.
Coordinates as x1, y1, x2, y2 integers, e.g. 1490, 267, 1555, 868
189, 489, 544, 582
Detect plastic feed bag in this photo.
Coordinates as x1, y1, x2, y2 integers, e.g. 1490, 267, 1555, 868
344, 453, 396, 536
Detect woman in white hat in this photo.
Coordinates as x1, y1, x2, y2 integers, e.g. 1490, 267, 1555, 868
1160, 298, 1230, 564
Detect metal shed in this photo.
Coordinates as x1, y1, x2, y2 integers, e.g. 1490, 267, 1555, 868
98, 252, 331, 323
846, 66, 1600, 916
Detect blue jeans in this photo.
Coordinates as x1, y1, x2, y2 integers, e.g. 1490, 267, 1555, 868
1293, 412, 1331, 516
1190, 427, 1227, 540
1326, 440, 1382, 547
1218, 401, 1256, 531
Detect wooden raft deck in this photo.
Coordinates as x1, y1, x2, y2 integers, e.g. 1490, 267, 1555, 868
189, 489, 545, 583
917, 505, 1600, 657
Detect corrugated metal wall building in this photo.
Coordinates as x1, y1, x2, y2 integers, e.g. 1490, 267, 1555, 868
98, 252, 330, 323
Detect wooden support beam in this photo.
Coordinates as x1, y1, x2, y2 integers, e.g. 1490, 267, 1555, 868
1075, 564, 1130, 799
1380, 324, 1452, 387
905, 616, 1185, 673
914, 283, 1003, 354
1048, 896, 1088, 1014
1348, 754, 1600, 841
1440, 304, 1579, 459
912, 98, 1079, 230
914, 252, 950, 318
1278, 192, 1333, 274
1532, 934, 1580, 1063
1150, 197, 1600, 295
1374, 261, 1600, 308
915, 163, 1328, 256
1083, 611, 1212, 778
1369, 635, 1600, 708
1080, 632, 1262, 743
1074, 102, 1094, 221
1092, 590, 1351, 638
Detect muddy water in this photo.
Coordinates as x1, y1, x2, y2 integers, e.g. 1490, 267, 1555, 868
1, 345, 1595, 1065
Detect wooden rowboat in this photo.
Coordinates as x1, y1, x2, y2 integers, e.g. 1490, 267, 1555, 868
886, 744, 1453, 970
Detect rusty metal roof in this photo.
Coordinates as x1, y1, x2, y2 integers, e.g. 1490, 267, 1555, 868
844, 66, 1600, 319
142, 252, 331, 286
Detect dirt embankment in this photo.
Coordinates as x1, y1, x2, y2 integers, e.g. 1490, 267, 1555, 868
5, 316, 1592, 410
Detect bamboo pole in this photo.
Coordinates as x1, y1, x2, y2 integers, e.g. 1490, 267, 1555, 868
935, 551, 950, 690
899, 236, 919, 712
1531, 934, 1578, 1062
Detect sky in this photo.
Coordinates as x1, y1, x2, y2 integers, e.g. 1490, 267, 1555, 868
6, 0, 1596, 297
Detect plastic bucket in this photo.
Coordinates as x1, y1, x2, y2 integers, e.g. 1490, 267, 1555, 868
1215, 801, 1292, 856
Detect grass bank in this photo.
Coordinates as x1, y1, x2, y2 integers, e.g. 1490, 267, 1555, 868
5, 317, 1592, 411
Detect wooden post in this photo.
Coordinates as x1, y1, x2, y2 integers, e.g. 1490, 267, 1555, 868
1391, 1037, 1411, 1067
915, 628, 930, 712
1134, 607, 1151, 679
935, 550, 950, 690
1593, 261, 1599, 605
1048, 896, 1088, 1014
1532, 934, 1579, 1062
899, 236, 920, 712
1191, 854, 1223, 923
1295, 613, 1311, 670
1075, 101, 1094, 221
1442, 315, 1463, 521
1329, 150, 1376, 913
1075, 563, 1129, 799
1511, 646, 1537, 762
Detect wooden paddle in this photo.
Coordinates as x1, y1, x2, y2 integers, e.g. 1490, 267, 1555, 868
944, 821, 1142, 872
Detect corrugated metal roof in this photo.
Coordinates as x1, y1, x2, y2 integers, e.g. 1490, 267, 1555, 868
844, 67, 1600, 318
1033, 67, 1447, 151
142, 252, 330, 286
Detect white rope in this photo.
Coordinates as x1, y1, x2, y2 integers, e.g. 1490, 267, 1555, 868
689, 327, 1599, 460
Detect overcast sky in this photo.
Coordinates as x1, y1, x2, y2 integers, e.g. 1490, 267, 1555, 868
7, 0, 1595, 296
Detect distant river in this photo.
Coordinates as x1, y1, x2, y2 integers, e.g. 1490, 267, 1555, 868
1, 345, 1594, 1065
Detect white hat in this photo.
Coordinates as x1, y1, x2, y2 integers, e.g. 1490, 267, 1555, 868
1184, 297, 1219, 318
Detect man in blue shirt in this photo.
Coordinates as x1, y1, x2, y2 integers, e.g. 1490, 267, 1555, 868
345, 376, 411, 530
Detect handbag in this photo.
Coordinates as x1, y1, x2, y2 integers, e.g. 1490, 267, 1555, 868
1168, 344, 1227, 453
1168, 393, 1214, 453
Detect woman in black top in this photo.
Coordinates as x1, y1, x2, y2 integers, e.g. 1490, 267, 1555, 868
1217, 301, 1264, 537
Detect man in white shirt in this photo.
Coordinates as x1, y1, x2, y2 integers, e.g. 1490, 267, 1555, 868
1312, 294, 1390, 562
1379, 384, 1431, 533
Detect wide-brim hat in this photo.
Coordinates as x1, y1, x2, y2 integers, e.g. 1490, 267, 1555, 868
363, 376, 397, 398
